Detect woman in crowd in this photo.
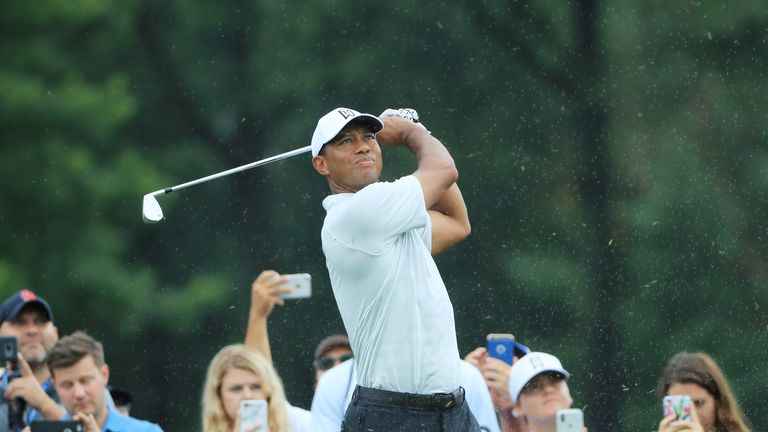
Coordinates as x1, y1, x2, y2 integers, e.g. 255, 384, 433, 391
657, 352, 752, 432
202, 344, 308, 432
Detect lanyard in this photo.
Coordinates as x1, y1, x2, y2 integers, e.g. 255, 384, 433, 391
24, 378, 54, 424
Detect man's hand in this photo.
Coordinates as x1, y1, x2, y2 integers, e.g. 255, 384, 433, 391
73, 412, 101, 432
376, 113, 430, 148
5, 354, 63, 419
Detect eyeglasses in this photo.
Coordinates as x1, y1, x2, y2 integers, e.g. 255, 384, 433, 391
313, 352, 353, 370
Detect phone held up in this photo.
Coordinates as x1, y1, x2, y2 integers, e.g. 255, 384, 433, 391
556, 408, 584, 432
240, 399, 269, 432
30, 420, 84, 432
1, 336, 26, 431
486, 333, 530, 365
663, 395, 693, 421
279, 273, 312, 300
0, 335, 17, 362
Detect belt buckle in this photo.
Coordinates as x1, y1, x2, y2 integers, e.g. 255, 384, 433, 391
434, 392, 455, 409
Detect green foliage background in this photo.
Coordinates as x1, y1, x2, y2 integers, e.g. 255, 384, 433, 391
1, 0, 766, 430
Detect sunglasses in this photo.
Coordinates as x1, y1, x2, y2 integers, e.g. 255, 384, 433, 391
314, 352, 354, 370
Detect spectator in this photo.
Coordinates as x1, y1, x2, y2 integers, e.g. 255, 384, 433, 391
47, 331, 162, 432
311, 334, 352, 387
0, 290, 64, 430
202, 344, 308, 432
244, 270, 350, 391
507, 352, 584, 432
107, 387, 132, 416
657, 352, 752, 432
310, 107, 475, 430
465, 346, 528, 432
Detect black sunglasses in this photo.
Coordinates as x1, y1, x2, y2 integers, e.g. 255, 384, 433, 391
314, 352, 354, 370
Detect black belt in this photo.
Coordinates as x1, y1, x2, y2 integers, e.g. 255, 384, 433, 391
351, 385, 465, 411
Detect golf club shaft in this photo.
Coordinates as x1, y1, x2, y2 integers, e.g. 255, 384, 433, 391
153, 145, 311, 196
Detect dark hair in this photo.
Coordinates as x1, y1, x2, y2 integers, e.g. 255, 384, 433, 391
659, 352, 751, 432
46, 330, 105, 374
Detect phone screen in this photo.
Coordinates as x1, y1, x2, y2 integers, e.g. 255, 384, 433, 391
0, 336, 18, 362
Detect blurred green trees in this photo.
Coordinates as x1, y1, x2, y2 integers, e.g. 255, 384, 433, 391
1, 0, 766, 430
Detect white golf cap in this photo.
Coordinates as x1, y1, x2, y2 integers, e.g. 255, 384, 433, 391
311, 107, 384, 157
508, 352, 570, 401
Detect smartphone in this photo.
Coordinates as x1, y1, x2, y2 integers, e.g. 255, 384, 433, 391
663, 395, 693, 421
279, 273, 312, 300
30, 421, 83, 432
486, 333, 529, 365
0, 336, 18, 362
240, 399, 269, 432
556, 408, 584, 432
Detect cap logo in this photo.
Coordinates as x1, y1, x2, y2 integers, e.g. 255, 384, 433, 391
529, 354, 546, 370
337, 109, 357, 119
20, 290, 37, 301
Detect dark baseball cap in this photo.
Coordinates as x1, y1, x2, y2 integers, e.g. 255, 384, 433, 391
0, 290, 54, 324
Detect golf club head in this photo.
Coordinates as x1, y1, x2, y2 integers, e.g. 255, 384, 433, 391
142, 193, 164, 223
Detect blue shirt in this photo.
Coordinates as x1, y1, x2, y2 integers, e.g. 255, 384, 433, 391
66, 406, 163, 432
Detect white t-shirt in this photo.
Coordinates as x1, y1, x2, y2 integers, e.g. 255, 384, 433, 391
286, 402, 312, 432
321, 175, 460, 393
310, 359, 501, 432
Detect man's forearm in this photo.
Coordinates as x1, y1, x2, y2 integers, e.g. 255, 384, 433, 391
39, 397, 65, 420
428, 183, 471, 255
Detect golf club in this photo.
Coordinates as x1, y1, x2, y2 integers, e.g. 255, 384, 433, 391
142, 145, 311, 223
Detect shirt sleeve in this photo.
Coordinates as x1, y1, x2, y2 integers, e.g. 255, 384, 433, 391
326, 176, 428, 254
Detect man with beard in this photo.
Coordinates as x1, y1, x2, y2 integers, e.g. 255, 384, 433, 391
0, 290, 64, 431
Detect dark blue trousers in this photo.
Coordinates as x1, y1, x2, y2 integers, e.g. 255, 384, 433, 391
341, 385, 481, 432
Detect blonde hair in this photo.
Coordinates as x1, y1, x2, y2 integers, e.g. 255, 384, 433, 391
660, 352, 752, 432
202, 344, 290, 432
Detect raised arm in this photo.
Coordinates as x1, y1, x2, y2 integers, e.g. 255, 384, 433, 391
244, 270, 290, 364
428, 183, 471, 255
376, 115, 458, 209
377, 111, 470, 254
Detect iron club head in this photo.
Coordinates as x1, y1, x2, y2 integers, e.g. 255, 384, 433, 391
142, 193, 164, 223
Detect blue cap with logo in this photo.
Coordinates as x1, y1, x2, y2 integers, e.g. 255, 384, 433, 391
0, 290, 54, 324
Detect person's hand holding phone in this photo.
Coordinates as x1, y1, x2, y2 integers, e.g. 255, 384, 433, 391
250, 270, 291, 320
234, 408, 264, 432
71, 412, 100, 432
5, 353, 64, 420
658, 399, 704, 432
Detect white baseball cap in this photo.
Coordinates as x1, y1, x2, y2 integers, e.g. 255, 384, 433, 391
310, 107, 384, 157
508, 352, 570, 401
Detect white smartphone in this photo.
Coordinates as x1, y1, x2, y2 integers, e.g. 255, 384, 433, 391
240, 399, 268, 432
279, 273, 312, 300
556, 408, 584, 432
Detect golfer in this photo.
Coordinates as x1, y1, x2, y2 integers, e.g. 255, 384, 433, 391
310, 107, 477, 431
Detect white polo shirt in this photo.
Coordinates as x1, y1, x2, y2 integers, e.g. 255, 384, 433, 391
321, 175, 460, 393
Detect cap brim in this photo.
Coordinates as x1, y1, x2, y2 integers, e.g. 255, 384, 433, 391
10, 301, 52, 322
